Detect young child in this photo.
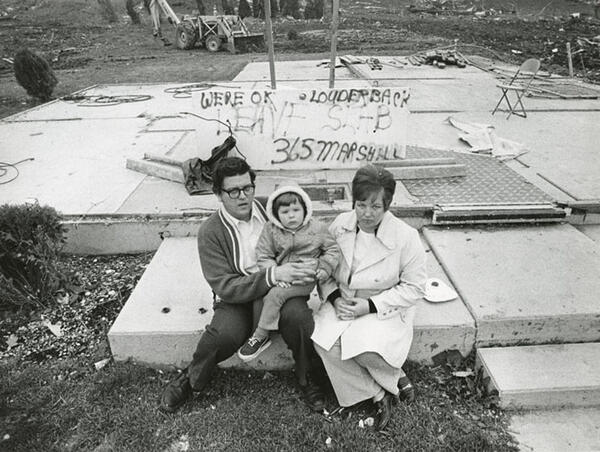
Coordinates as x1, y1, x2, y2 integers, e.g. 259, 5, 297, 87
237, 185, 339, 362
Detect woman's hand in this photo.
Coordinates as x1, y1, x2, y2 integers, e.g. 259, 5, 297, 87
333, 297, 370, 320
274, 262, 316, 284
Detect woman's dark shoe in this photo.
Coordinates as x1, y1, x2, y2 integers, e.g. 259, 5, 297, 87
398, 376, 415, 404
374, 393, 394, 431
159, 372, 192, 413
300, 381, 326, 412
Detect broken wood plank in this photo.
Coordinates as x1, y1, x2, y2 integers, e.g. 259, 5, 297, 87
126, 158, 183, 183
143, 153, 183, 167
387, 164, 466, 180
381, 157, 457, 168
340, 56, 379, 86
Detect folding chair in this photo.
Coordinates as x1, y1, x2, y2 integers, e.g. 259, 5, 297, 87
492, 58, 541, 119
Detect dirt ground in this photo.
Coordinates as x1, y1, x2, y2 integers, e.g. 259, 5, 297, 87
0, 0, 599, 118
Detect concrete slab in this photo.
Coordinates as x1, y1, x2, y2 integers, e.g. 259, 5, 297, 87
477, 343, 600, 409
0, 119, 147, 215
108, 234, 476, 368
576, 225, 600, 245
423, 224, 600, 346
407, 111, 600, 202
510, 407, 600, 452
62, 216, 206, 255
2, 57, 599, 261
108, 237, 211, 368
411, 239, 476, 361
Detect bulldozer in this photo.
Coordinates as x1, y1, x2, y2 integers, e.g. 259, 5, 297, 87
153, 0, 264, 53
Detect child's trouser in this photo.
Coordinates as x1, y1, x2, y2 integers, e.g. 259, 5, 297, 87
256, 283, 315, 331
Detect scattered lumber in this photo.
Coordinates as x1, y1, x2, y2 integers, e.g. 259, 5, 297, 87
126, 155, 184, 183
380, 157, 467, 179
408, 49, 467, 68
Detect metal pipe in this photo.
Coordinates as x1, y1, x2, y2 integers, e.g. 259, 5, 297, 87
329, 0, 340, 88
264, 0, 277, 89
566, 42, 574, 78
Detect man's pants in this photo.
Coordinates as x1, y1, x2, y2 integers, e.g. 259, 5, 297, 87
148, 0, 161, 34
187, 296, 323, 389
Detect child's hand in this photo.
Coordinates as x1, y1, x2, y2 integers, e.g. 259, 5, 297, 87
315, 268, 329, 282
277, 281, 291, 288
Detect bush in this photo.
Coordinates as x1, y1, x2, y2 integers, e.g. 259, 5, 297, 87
13, 49, 58, 102
0, 203, 71, 311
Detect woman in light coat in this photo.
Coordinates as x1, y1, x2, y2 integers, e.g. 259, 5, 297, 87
312, 164, 427, 431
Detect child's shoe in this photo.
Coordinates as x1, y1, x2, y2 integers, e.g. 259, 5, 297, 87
237, 336, 271, 362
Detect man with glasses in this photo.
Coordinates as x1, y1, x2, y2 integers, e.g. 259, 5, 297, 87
159, 157, 328, 413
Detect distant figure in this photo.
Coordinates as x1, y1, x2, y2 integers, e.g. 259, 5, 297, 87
147, 0, 172, 46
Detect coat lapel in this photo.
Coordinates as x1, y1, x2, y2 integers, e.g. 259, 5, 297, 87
337, 212, 357, 268
354, 212, 397, 273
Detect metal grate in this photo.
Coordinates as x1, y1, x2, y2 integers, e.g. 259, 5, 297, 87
402, 147, 553, 206
299, 184, 347, 202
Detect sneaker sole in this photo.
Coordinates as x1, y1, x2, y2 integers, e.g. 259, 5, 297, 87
237, 339, 272, 362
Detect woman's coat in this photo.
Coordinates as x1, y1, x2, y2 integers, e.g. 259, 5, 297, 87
312, 210, 427, 368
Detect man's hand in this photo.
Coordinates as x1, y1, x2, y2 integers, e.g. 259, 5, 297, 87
274, 262, 316, 284
333, 297, 370, 321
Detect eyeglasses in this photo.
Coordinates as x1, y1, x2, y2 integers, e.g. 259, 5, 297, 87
222, 184, 255, 199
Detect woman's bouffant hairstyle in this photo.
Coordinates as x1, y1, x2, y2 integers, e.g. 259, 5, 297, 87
212, 157, 256, 194
351, 164, 396, 210
273, 192, 306, 220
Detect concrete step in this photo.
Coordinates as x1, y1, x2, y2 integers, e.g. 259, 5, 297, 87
107, 236, 475, 369
423, 223, 600, 347
509, 407, 600, 452
477, 343, 600, 410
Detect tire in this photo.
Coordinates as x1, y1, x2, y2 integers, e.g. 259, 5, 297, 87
205, 34, 222, 52
175, 21, 198, 50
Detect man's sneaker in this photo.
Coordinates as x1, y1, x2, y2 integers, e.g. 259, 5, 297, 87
237, 336, 271, 362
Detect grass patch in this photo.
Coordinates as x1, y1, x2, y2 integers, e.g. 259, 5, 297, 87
1, 254, 517, 451
1, 357, 518, 451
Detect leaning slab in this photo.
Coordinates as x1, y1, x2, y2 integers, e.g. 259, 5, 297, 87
108, 235, 475, 369
477, 343, 600, 409
423, 224, 600, 346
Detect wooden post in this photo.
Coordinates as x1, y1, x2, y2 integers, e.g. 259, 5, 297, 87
264, 0, 277, 89
328, 0, 340, 88
566, 42, 574, 78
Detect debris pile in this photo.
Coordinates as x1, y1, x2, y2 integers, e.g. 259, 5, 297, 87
407, 0, 514, 16
408, 49, 467, 68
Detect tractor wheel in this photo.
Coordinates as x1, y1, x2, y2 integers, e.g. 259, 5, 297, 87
175, 21, 198, 50
205, 35, 222, 52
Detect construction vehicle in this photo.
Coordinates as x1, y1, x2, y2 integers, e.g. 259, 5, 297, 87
176, 15, 264, 53
153, 0, 264, 53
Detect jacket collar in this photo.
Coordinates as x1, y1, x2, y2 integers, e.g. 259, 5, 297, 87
220, 200, 266, 228
337, 211, 397, 273
339, 211, 397, 249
